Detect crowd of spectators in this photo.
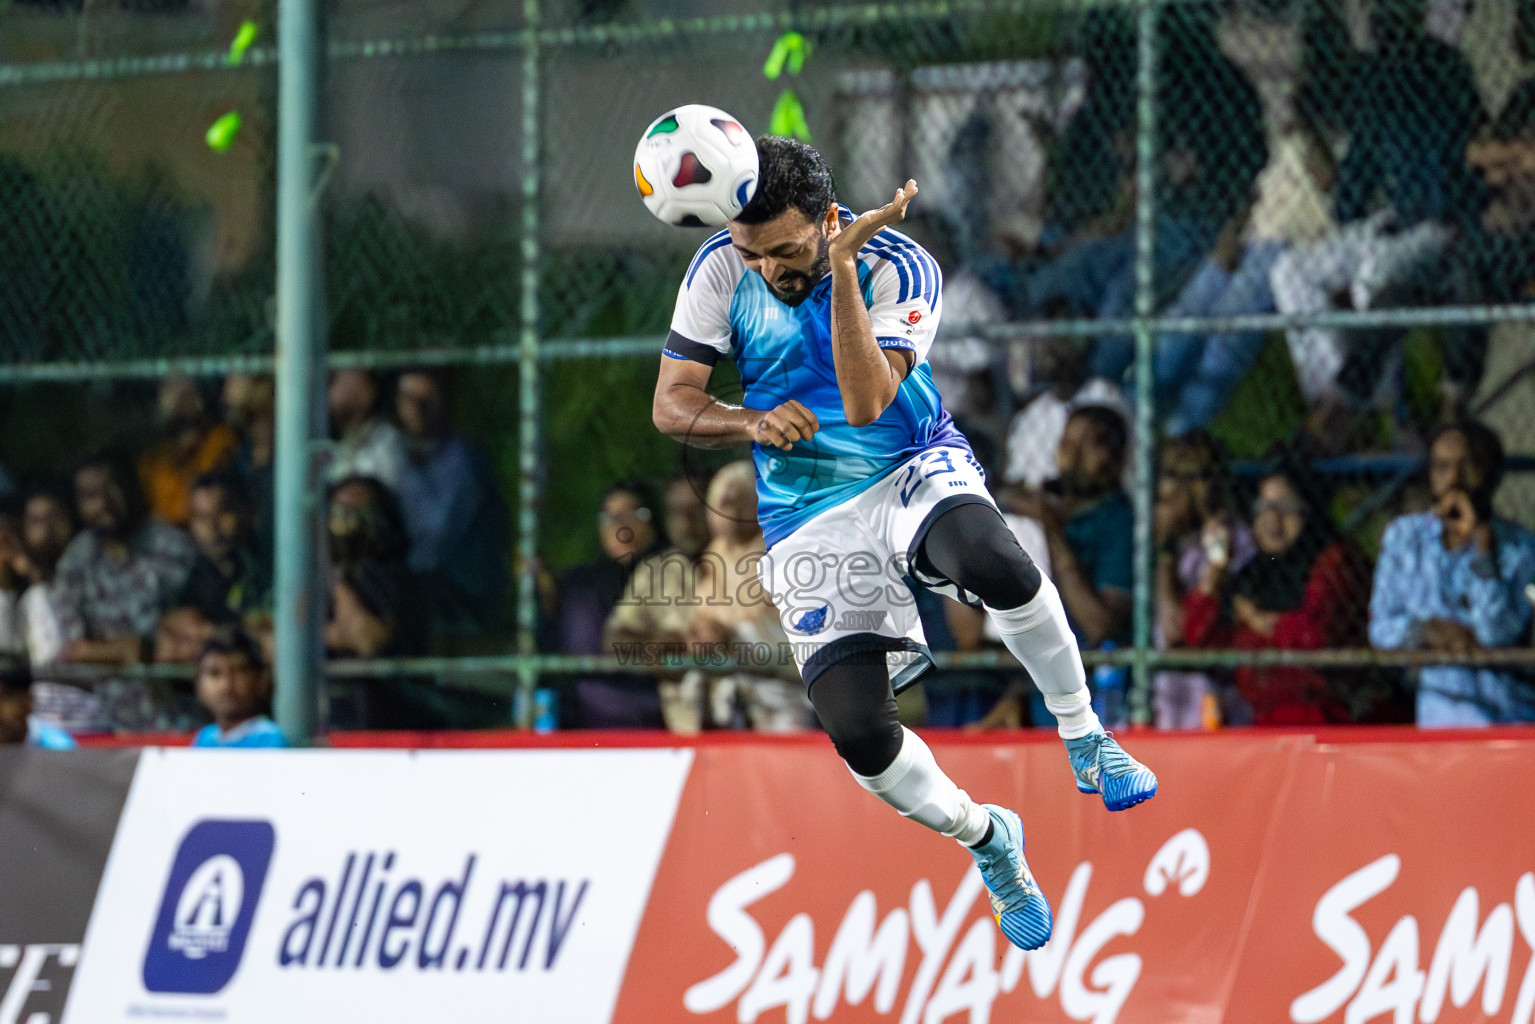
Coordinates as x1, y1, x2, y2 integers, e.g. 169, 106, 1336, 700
933, 0, 1535, 457
529, 404, 1535, 736
0, 367, 509, 739
535, 464, 815, 733
922, 406, 1535, 731
880, 0, 1535, 730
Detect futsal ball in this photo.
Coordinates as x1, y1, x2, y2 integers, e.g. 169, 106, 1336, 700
634, 104, 759, 228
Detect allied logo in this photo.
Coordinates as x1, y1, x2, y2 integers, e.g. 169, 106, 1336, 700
907, 310, 922, 324
168, 855, 245, 960
143, 820, 275, 995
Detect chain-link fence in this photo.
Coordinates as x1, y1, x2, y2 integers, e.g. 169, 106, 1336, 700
2, 0, 1535, 736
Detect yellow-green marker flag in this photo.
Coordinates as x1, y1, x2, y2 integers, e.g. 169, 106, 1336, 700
209, 23, 257, 151
228, 21, 258, 65
764, 31, 812, 142
763, 31, 808, 80
206, 111, 242, 152
769, 90, 811, 144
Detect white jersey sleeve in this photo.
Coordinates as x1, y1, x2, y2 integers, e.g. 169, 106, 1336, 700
665, 232, 743, 366
863, 230, 943, 365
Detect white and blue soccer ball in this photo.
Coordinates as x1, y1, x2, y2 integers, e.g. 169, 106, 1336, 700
634, 104, 759, 228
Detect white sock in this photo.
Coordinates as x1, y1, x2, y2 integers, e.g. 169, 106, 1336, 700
988, 576, 1102, 740
1042, 688, 1098, 740
853, 727, 991, 846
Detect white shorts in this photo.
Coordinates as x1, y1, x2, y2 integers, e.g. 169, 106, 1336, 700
758, 445, 996, 692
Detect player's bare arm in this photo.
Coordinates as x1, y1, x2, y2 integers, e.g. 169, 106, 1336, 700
826, 180, 919, 427
652, 355, 819, 451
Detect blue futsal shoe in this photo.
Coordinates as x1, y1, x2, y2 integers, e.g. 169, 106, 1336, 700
968, 806, 1052, 951
1065, 729, 1158, 811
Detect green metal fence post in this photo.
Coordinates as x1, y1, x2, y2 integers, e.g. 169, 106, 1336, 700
273, 0, 326, 746
1129, 0, 1160, 727
516, 0, 543, 727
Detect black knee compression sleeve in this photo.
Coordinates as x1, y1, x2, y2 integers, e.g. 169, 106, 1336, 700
807, 649, 903, 777
914, 501, 1042, 610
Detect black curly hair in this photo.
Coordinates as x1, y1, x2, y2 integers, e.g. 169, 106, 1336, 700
197, 624, 266, 674
734, 136, 837, 227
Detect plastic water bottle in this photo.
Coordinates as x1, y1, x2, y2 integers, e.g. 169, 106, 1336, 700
514, 687, 560, 733
1092, 641, 1128, 729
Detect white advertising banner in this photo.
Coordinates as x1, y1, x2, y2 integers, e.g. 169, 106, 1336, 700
64, 747, 693, 1024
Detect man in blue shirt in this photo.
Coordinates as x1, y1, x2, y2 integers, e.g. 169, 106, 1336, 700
650, 136, 1156, 954
1371, 420, 1535, 725
394, 369, 510, 640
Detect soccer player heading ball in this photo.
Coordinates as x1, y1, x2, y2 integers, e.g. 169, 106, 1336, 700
650, 135, 1158, 952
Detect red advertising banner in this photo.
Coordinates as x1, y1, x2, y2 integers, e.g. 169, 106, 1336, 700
611, 730, 1535, 1024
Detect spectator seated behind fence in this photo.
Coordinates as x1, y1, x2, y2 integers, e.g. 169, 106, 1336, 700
1464, 0, 1535, 303
603, 478, 710, 652
393, 369, 510, 641
545, 482, 658, 657
597, 476, 712, 730
1182, 458, 1370, 725
155, 469, 271, 665
663, 471, 713, 562
190, 626, 286, 749
2, 491, 75, 716
324, 476, 424, 661
545, 481, 664, 729
1153, 432, 1257, 729
1270, 0, 1489, 432
1003, 330, 1131, 492
223, 372, 276, 568
53, 452, 198, 732
671, 462, 812, 734
0, 500, 32, 656
1370, 420, 1535, 726
325, 370, 407, 489
0, 653, 74, 749
325, 475, 476, 731
138, 374, 240, 528
978, 404, 1134, 729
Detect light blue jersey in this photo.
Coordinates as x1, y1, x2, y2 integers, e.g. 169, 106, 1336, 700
192, 715, 288, 748
27, 717, 77, 749
665, 214, 969, 547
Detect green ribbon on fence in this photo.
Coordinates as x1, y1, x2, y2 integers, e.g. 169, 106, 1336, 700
206, 110, 242, 152
763, 31, 808, 79
211, 22, 258, 152
769, 89, 812, 143
765, 31, 811, 142
227, 21, 258, 66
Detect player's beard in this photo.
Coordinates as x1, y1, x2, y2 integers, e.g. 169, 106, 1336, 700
766, 232, 831, 307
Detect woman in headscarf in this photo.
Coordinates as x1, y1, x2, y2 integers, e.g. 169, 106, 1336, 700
1182, 457, 1369, 724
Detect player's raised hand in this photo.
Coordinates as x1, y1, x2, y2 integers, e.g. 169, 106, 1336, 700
829, 179, 918, 263
752, 400, 820, 451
